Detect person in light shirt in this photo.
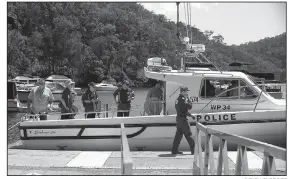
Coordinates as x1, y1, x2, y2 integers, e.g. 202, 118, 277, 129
144, 81, 163, 115
27, 78, 54, 120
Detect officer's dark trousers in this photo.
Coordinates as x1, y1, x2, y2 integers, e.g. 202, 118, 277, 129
117, 103, 131, 117
117, 111, 130, 117
172, 117, 195, 153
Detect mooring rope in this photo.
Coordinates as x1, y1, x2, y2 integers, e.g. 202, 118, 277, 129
8, 121, 21, 131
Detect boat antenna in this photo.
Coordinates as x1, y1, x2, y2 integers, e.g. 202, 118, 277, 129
176, 2, 180, 41
189, 3, 192, 44
183, 3, 188, 37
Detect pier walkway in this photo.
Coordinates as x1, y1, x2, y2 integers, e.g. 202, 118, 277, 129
8, 122, 286, 175
8, 146, 286, 175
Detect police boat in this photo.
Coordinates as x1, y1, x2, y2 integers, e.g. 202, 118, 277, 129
17, 42, 286, 151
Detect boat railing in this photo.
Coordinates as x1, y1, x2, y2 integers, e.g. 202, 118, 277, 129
200, 73, 234, 77
120, 123, 133, 175
20, 105, 148, 121
193, 122, 286, 175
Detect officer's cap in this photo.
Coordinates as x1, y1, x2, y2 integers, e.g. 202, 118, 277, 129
180, 86, 190, 92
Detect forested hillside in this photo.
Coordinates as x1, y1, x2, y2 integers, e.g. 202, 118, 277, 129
7, 2, 286, 86
233, 33, 286, 81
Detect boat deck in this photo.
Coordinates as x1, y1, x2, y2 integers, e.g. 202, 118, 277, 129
8, 141, 286, 175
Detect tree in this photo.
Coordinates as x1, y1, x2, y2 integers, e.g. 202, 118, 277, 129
212, 34, 224, 44
7, 2, 286, 85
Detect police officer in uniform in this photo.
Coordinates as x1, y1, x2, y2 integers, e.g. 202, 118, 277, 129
113, 80, 135, 117
171, 86, 195, 155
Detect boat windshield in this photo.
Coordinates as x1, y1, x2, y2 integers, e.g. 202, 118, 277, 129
247, 75, 267, 94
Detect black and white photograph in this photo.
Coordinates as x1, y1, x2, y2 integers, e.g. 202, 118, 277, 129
7, 1, 287, 176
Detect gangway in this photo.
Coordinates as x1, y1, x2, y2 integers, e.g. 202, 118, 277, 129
120, 121, 286, 175
193, 122, 286, 175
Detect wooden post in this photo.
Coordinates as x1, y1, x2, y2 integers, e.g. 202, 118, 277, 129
121, 136, 123, 174
105, 104, 108, 118
217, 138, 223, 175
204, 133, 215, 175
197, 129, 203, 175
208, 134, 215, 175
162, 102, 165, 115
204, 133, 209, 175
217, 138, 229, 175
242, 146, 249, 175
235, 145, 243, 175
163, 81, 166, 115
222, 139, 229, 175
261, 153, 276, 175
235, 145, 249, 175
120, 123, 133, 175
193, 127, 200, 175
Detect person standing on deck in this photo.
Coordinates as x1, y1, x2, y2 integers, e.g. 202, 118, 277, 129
113, 80, 135, 117
144, 81, 164, 115
59, 80, 75, 120
82, 82, 100, 118
27, 78, 54, 121
171, 86, 195, 155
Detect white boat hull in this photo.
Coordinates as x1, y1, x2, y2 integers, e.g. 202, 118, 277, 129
19, 110, 286, 151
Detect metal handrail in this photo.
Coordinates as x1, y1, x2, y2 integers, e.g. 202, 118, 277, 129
21, 107, 147, 121
120, 123, 133, 175
253, 90, 263, 112
200, 73, 234, 77
194, 122, 286, 175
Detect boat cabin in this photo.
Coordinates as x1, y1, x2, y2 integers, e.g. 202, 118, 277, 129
144, 67, 285, 115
